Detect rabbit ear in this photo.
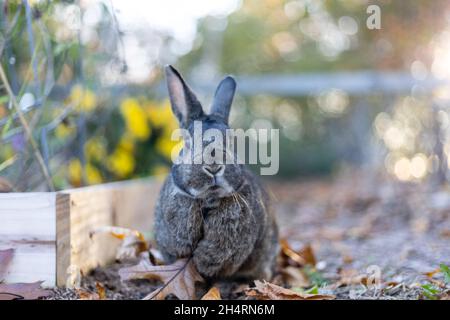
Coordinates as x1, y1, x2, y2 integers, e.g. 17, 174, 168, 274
165, 65, 204, 127
210, 76, 236, 124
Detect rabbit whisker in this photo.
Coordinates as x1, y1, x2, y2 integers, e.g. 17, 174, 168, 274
236, 193, 250, 212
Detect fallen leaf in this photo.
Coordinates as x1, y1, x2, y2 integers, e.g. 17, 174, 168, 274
245, 280, 335, 300
201, 287, 221, 300
76, 288, 100, 300
119, 253, 204, 300
96, 282, 106, 300
75, 281, 106, 300
89, 226, 146, 241
336, 268, 368, 286
90, 226, 148, 260
149, 248, 165, 265
342, 255, 353, 264
383, 281, 400, 288
281, 266, 310, 288
0, 281, 51, 300
0, 249, 14, 281
424, 268, 441, 278
280, 239, 316, 267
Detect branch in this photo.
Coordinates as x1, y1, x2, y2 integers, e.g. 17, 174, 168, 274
0, 63, 55, 191
23, 0, 40, 97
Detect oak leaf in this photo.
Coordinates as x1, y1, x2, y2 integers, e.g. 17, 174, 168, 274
119, 253, 204, 300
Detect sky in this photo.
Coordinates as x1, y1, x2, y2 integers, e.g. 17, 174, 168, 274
110, 0, 240, 41
106, 0, 240, 82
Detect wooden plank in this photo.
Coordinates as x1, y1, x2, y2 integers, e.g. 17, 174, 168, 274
58, 178, 162, 281
56, 193, 70, 286
0, 193, 57, 287
113, 178, 162, 231
0, 178, 162, 287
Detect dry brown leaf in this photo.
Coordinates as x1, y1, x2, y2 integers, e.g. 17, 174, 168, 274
326, 269, 366, 290
280, 239, 316, 267
77, 288, 100, 300
119, 253, 204, 300
281, 266, 310, 288
245, 280, 335, 300
337, 268, 368, 286
298, 244, 317, 266
0, 250, 51, 300
280, 239, 306, 265
0, 281, 51, 300
424, 268, 441, 278
76, 282, 106, 300
201, 287, 221, 300
96, 282, 106, 299
0, 249, 14, 281
90, 226, 148, 260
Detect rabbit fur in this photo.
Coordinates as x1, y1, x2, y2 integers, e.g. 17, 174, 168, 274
154, 65, 278, 280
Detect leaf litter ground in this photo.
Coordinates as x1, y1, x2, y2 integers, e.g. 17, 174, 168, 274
48, 170, 450, 300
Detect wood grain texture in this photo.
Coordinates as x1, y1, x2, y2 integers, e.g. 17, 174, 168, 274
0, 193, 57, 286
0, 178, 162, 287
58, 178, 162, 281
56, 193, 70, 286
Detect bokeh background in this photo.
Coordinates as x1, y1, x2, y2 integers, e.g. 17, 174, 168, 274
1, 0, 450, 191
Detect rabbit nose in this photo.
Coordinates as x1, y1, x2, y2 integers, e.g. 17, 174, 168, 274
203, 164, 224, 176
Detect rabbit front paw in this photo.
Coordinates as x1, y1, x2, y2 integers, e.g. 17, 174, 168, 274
192, 241, 229, 278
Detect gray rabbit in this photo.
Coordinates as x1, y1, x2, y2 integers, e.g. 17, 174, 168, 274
154, 65, 278, 280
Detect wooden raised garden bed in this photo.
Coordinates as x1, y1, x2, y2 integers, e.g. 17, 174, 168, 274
0, 178, 162, 287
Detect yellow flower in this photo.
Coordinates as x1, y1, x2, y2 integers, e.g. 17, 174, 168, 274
55, 123, 75, 139
117, 133, 135, 153
107, 148, 135, 178
70, 84, 97, 112
84, 137, 106, 161
156, 138, 183, 161
68, 158, 82, 186
146, 100, 177, 129
120, 98, 151, 141
85, 163, 102, 185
